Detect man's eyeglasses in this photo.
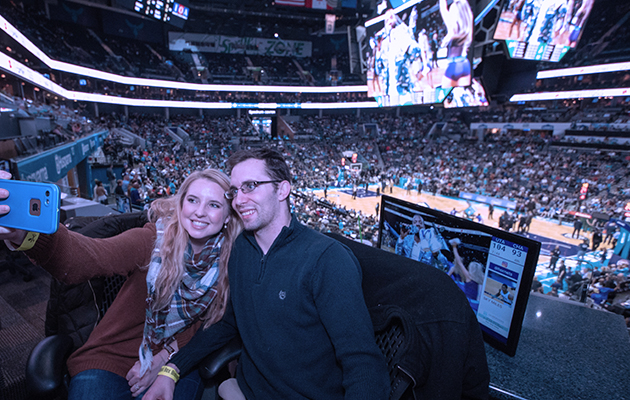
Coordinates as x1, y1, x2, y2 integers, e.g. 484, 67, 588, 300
225, 180, 282, 200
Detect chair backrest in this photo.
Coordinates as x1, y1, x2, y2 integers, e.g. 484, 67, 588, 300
45, 212, 148, 350
326, 232, 490, 400
374, 319, 415, 400
100, 274, 128, 317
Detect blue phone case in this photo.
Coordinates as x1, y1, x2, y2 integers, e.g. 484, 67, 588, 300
0, 180, 60, 234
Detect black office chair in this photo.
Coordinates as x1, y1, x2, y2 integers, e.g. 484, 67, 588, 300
25, 212, 147, 400
26, 274, 129, 399
27, 227, 488, 400
190, 233, 489, 400
25, 211, 237, 400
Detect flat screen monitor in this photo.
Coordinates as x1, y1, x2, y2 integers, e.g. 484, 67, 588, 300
364, 0, 474, 107
493, 0, 594, 62
377, 195, 540, 356
444, 78, 489, 107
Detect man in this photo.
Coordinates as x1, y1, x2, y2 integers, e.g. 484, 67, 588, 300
531, 275, 543, 293
603, 220, 616, 244
496, 283, 514, 305
114, 179, 125, 196
395, 214, 448, 270
591, 228, 602, 251
572, 217, 583, 239
145, 149, 389, 400
577, 238, 588, 267
566, 268, 584, 294
106, 163, 116, 193
549, 245, 560, 273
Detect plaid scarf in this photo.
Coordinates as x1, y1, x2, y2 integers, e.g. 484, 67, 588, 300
139, 219, 223, 376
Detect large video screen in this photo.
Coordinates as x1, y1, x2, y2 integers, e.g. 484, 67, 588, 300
365, 0, 474, 107
493, 0, 594, 62
444, 78, 489, 108
378, 195, 540, 356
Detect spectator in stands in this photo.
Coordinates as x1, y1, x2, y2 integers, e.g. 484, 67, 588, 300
0, 169, 242, 400
93, 179, 108, 205
566, 268, 585, 294
129, 180, 143, 207
115, 179, 125, 196
107, 164, 117, 193
614, 273, 628, 292
563, 266, 573, 291
531, 275, 543, 293
550, 277, 563, 292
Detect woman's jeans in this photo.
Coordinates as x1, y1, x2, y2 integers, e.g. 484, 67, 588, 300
68, 368, 204, 400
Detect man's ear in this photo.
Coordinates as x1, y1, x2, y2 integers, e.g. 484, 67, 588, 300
277, 180, 291, 202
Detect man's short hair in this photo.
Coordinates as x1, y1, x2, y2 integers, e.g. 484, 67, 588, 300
227, 148, 292, 183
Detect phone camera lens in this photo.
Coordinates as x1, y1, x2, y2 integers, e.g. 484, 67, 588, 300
45, 190, 50, 196
46, 199, 50, 205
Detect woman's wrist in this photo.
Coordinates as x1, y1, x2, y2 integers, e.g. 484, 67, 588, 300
158, 364, 180, 383
4, 230, 32, 251
163, 339, 178, 362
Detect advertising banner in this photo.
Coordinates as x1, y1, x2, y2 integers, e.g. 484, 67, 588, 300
17, 132, 108, 183
168, 32, 312, 58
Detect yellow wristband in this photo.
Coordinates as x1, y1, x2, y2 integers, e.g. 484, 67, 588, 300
158, 366, 180, 383
16, 232, 40, 251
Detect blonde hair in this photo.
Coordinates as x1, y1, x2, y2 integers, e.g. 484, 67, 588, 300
468, 261, 485, 285
148, 169, 242, 328
444, 0, 473, 51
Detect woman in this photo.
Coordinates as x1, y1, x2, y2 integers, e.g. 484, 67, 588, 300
439, 0, 473, 88
0, 169, 241, 400
94, 179, 109, 204
447, 238, 485, 313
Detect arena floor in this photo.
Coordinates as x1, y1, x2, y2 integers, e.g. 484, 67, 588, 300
317, 186, 630, 300
316, 185, 602, 264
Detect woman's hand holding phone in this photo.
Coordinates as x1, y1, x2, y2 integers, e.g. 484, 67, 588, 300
0, 170, 29, 245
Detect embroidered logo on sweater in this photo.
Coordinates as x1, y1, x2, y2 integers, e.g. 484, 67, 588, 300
279, 290, 286, 300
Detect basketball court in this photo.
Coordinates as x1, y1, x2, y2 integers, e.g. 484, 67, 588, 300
312, 185, 619, 276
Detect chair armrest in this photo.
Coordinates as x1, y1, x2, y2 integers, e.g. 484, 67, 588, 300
25, 334, 74, 399
197, 336, 242, 381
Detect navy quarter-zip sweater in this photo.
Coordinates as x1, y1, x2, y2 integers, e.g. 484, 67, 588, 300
171, 216, 390, 399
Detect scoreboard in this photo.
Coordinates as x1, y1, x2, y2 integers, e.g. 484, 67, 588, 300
133, 0, 189, 25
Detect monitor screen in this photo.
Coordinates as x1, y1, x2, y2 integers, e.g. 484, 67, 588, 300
378, 195, 540, 356
364, 0, 474, 107
444, 78, 489, 107
493, 0, 594, 62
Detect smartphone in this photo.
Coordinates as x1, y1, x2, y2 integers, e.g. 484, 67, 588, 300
0, 180, 60, 234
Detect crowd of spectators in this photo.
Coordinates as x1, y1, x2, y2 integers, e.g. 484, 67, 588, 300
0, 2, 362, 88
86, 107, 630, 245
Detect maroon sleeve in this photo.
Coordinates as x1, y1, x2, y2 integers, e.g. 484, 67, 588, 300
26, 222, 156, 284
